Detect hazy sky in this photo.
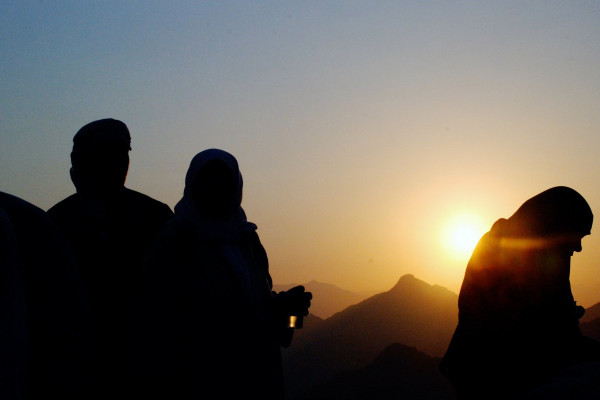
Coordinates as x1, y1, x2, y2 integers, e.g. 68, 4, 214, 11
3, 1, 600, 303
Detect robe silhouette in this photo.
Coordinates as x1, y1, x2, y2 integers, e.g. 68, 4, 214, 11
136, 149, 310, 400
0, 207, 27, 400
0, 191, 90, 400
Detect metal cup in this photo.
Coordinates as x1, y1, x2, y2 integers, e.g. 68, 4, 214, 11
288, 315, 303, 329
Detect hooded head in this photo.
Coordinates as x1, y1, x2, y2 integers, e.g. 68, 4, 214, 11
174, 149, 256, 240
70, 118, 131, 195
504, 186, 593, 256
184, 149, 243, 219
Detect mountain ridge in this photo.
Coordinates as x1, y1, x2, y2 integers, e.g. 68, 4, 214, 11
282, 274, 600, 399
273, 280, 374, 319
295, 343, 456, 400
282, 274, 458, 397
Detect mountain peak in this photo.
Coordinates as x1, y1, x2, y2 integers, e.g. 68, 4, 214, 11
391, 274, 420, 290
387, 274, 457, 299
389, 274, 458, 300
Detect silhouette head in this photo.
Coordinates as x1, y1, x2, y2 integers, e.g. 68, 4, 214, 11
184, 149, 243, 220
506, 186, 593, 256
69, 118, 131, 195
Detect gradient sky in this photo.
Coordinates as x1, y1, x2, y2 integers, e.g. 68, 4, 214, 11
3, 1, 600, 304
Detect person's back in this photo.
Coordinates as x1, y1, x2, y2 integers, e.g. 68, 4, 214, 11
0, 191, 90, 400
137, 219, 283, 399
47, 119, 173, 399
0, 206, 28, 400
49, 188, 174, 321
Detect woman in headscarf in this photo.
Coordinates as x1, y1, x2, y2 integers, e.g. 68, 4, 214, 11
135, 149, 310, 400
440, 186, 600, 399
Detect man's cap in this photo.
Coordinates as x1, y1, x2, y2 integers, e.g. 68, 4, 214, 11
72, 118, 131, 152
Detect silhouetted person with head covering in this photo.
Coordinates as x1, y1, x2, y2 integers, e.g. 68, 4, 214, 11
441, 186, 600, 399
47, 119, 174, 400
135, 148, 311, 400
0, 192, 90, 400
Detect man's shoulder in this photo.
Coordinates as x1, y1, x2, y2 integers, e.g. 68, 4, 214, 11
47, 194, 85, 225
124, 188, 173, 217
0, 191, 67, 238
0, 191, 46, 216
0, 191, 54, 227
124, 188, 170, 207
47, 194, 79, 214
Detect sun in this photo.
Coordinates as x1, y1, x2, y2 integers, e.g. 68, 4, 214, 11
441, 213, 488, 261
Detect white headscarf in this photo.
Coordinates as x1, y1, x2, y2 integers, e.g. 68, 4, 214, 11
174, 148, 257, 241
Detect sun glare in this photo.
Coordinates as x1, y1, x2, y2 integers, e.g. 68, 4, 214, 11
442, 213, 487, 261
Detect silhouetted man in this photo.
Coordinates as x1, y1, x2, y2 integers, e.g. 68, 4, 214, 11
0, 191, 90, 400
48, 119, 173, 400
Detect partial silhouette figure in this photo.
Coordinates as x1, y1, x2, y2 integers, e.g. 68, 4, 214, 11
0, 192, 90, 400
47, 119, 174, 400
0, 207, 27, 400
440, 186, 600, 399
135, 149, 311, 400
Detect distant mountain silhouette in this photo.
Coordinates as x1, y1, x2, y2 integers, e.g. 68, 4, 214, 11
582, 302, 600, 323
282, 274, 458, 398
291, 314, 324, 338
274, 280, 373, 319
579, 302, 600, 342
295, 343, 456, 400
571, 282, 600, 309
581, 318, 600, 342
